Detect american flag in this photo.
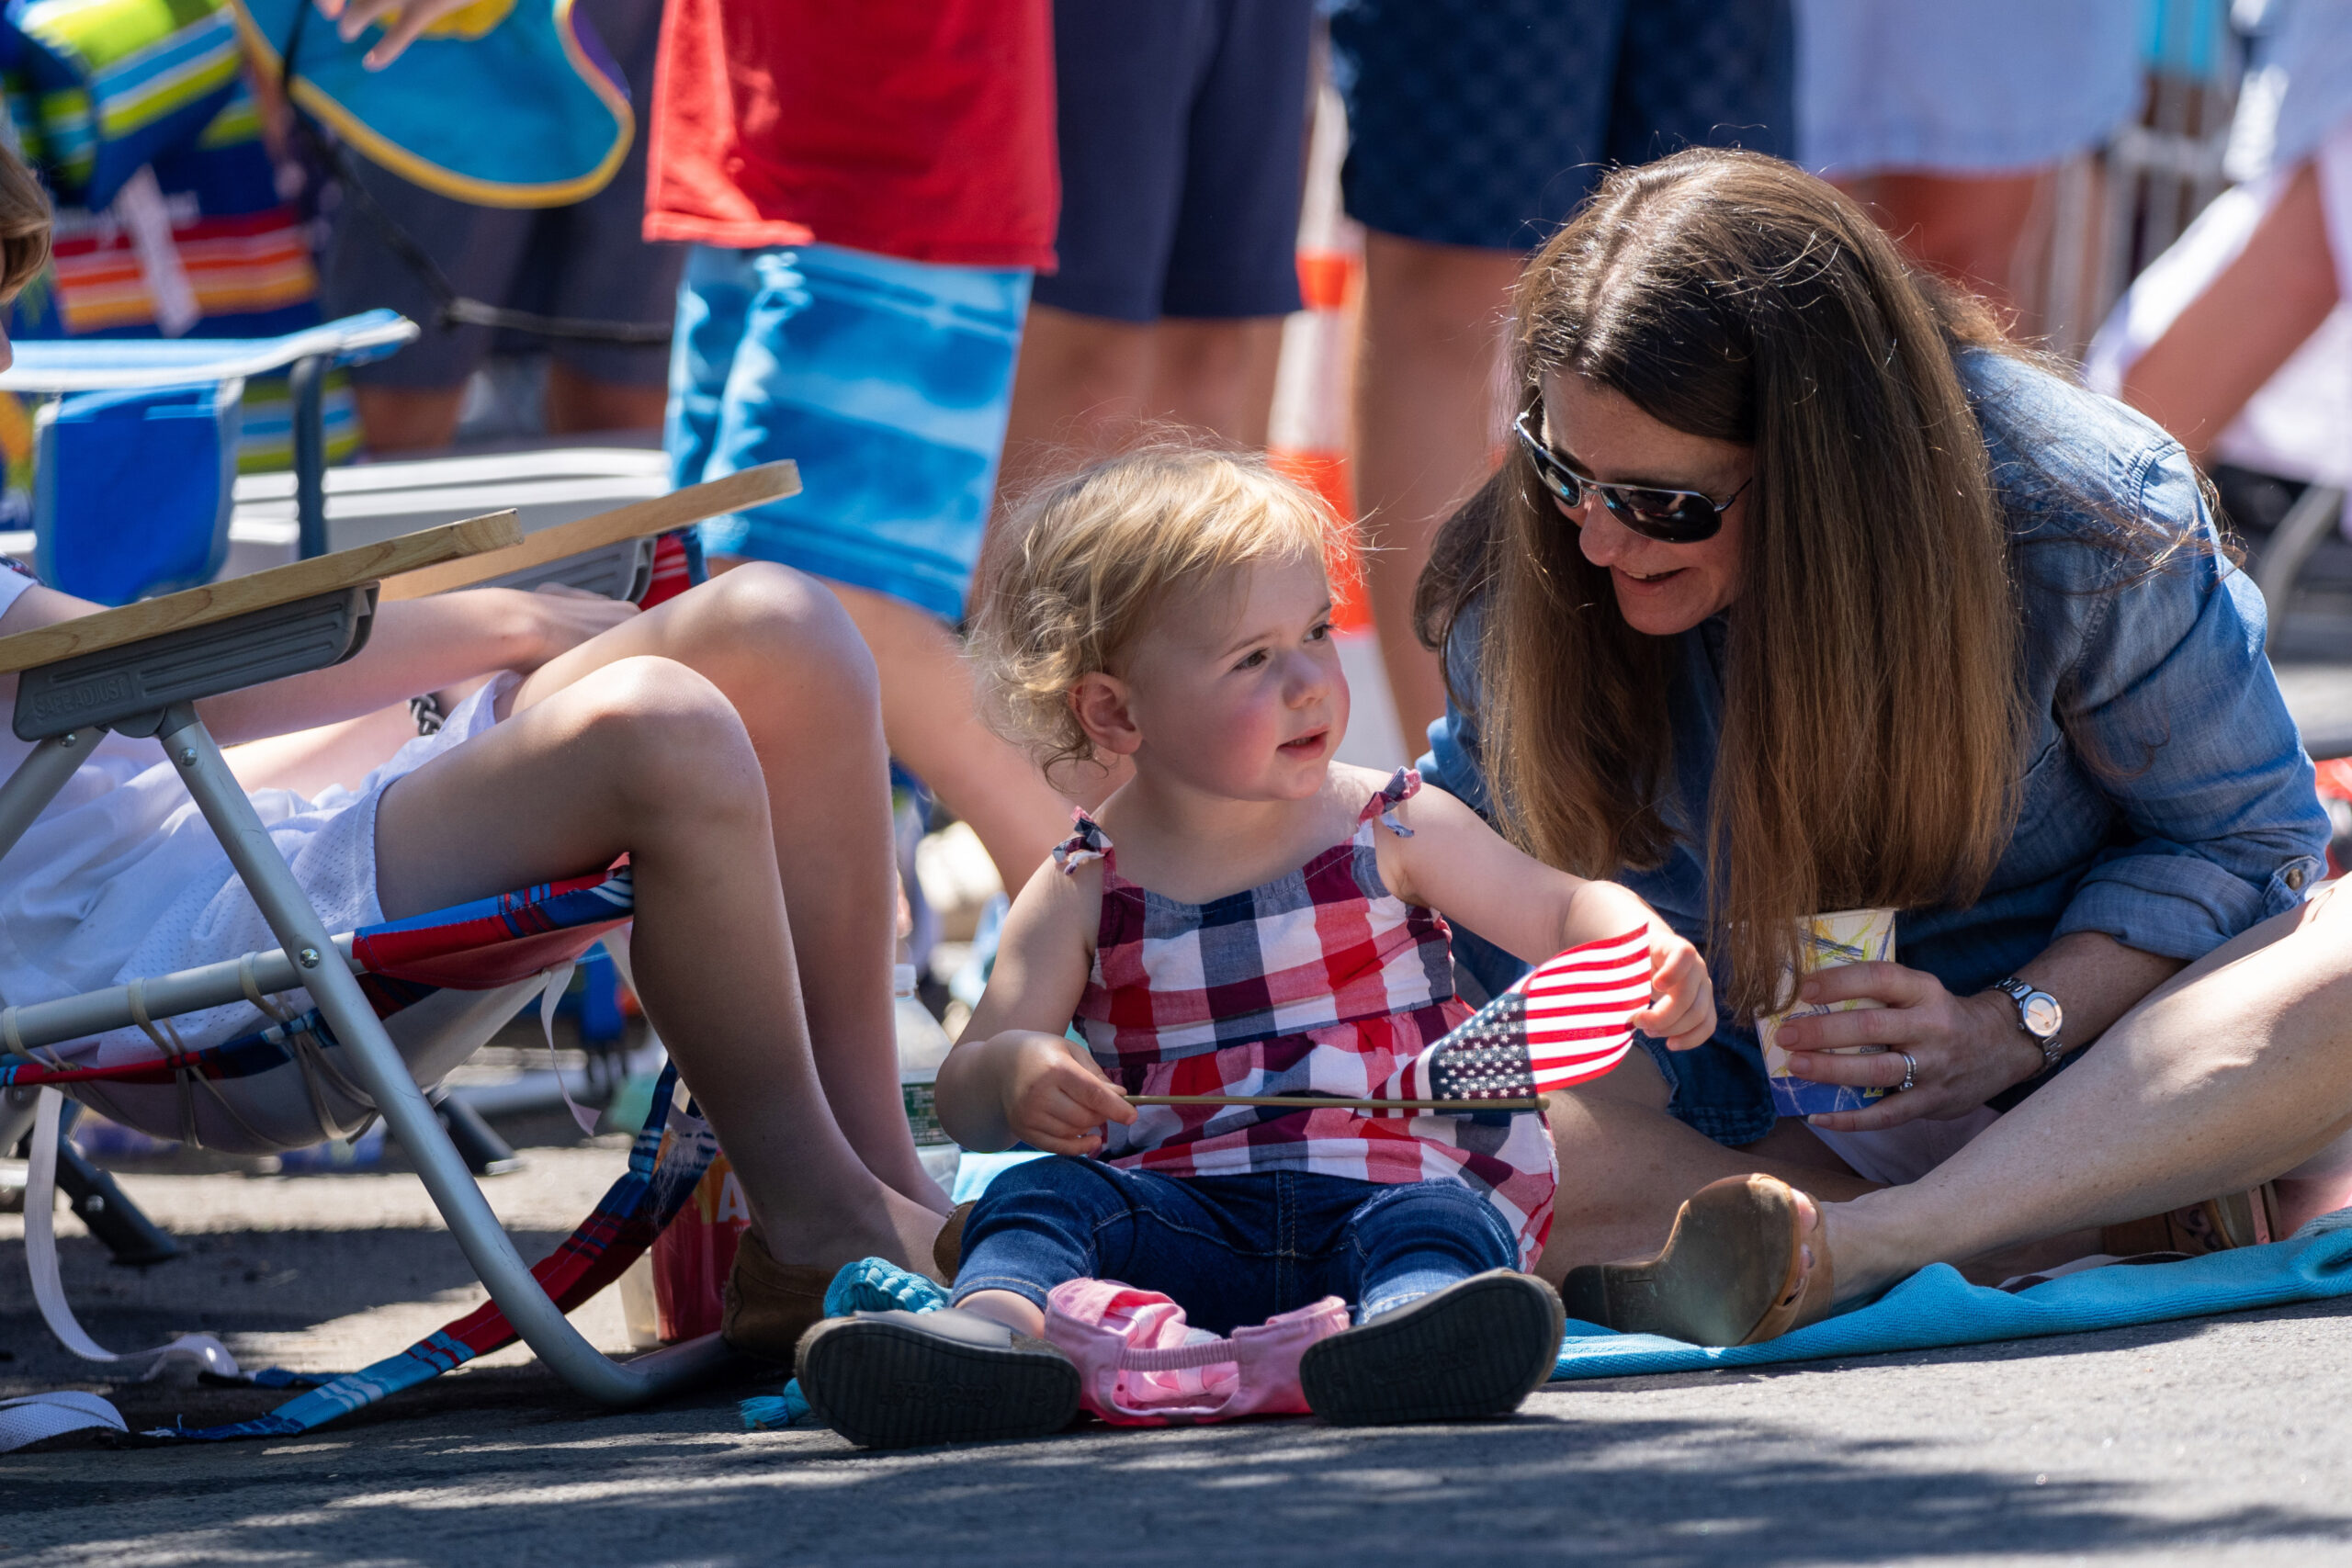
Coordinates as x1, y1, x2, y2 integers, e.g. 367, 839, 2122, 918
1382, 926, 1653, 1106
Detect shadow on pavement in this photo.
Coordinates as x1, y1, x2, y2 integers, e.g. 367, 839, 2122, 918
7, 1396, 2352, 1566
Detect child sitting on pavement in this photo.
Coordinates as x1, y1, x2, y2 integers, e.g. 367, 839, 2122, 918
792, 448, 1714, 1446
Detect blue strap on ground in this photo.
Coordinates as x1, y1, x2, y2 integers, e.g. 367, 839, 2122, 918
740, 1259, 949, 1432
1550, 1217, 2352, 1381
142, 1062, 712, 1442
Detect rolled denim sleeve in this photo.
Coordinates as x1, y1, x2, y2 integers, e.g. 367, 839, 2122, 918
2047, 447, 2329, 959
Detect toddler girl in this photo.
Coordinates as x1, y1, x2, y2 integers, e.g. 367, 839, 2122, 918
794, 449, 1713, 1446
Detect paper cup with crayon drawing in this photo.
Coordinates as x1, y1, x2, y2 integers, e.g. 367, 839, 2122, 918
1756, 907, 1898, 1118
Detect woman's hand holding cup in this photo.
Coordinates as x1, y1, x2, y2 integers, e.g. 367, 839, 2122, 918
1773, 962, 2036, 1131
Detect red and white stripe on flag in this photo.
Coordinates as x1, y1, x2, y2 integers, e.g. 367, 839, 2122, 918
1512, 926, 1653, 1092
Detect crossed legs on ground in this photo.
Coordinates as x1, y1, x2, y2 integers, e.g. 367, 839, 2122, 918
374, 565, 946, 1277
1531, 1046, 1880, 1284
1819, 886, 2352, 1303
1540, 887, 2352, 1311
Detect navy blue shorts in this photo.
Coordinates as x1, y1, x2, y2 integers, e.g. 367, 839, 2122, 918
1329, 0, 1795, 254
1032, 0, 1314, 323
320, 0, 680, 389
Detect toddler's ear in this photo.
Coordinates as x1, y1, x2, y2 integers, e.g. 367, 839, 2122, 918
1070, 672, 1142, 756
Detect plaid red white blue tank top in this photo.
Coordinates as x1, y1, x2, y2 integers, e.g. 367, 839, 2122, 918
1054, 768, 1557, 1267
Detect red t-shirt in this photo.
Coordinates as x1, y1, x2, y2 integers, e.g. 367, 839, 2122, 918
643, 0, 1058, 271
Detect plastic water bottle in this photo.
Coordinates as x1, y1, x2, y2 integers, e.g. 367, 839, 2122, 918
895, 964, 960, 1187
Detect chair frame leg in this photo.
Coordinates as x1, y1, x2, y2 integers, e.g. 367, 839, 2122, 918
2256, 482, 2348, 649
289, 353, 330, 560
52, 1125, 180, 1267
156, 705, 730, 1404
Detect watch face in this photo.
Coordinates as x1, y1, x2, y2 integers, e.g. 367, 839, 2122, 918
2021, 993, 2063, 1039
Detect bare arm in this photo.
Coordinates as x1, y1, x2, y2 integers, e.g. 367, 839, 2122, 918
1375, 782, 1717, 1049
0, 582, 635, 747
935, 859, 1136, 1156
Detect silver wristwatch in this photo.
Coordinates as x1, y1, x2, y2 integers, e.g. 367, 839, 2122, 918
1991, 976, 2064, 1072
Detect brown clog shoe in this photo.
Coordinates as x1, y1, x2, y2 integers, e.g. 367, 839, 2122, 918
1559, 1174, 1835, 1348
720, 1227, 833, 1364
933, 1200, 975, 1282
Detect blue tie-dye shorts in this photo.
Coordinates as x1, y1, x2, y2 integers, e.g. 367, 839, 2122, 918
666, 243, 1033, 623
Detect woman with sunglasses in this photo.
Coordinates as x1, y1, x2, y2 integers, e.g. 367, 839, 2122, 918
1415, 147, 2350, 1345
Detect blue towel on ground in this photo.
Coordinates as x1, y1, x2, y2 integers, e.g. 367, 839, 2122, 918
1551, 1215, 2352, 1381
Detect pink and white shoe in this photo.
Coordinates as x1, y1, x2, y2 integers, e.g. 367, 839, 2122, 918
1042, 1279, 1349, 1426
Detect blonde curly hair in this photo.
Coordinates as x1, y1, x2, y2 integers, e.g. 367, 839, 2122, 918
970, 446, 1347, 782
0, 136, 50, 300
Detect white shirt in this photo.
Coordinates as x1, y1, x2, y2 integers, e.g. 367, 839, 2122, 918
0, 569, 504, 1063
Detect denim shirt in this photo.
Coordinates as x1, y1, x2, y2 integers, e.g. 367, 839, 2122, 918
1420, 351, 2330, 1146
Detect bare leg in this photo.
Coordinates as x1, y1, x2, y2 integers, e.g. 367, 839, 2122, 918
225, 703, 424, 795
1823, 886, 2352, 1304
1842, 169, 2048, 320
1150, 317, 1285, 446
696, 565, 1069, 889
956, 1289, 1046, 1336
826, 581, 1071, 887
375, 652, 942, 1275
543, 364, 668, 438
1351, 231, 1523, 745
506, 565, 948, 1207
1533, 1044, 1878, 1284
356, 385, 465, 455
2122, 160, 2339, 463
996, 303, 1157, 502
997, 309, 1284, 501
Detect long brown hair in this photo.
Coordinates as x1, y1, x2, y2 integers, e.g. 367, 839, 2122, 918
1419, 149, 2027, 1015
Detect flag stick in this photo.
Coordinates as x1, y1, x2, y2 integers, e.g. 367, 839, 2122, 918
1127, 1094, 1544, 1112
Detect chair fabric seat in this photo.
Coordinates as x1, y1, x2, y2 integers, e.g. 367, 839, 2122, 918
0, 863, 635, 1093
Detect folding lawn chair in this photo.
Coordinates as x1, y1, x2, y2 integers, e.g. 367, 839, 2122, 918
0, 460, 802, 1438
3, 310, 423, 590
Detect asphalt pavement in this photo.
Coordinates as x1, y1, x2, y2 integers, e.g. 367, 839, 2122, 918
6, 1122, 2352, 1568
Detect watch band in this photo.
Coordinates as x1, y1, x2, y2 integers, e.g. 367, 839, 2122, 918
1993, 976, 2064, 1071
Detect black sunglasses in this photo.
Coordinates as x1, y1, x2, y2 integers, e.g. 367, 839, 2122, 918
1512, 406, 1750, 544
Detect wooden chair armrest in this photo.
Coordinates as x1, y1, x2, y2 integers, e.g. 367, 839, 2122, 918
0, 512, 522, 677
379, 461, 801, 601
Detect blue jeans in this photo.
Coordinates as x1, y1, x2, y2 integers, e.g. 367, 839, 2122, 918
951, 1156, 1519, 1333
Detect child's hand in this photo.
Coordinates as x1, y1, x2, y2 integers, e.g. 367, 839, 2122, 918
1569, 882, 1715, 1052
995, 1032, 1137, 1156
1634, 920, 1714, 1051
